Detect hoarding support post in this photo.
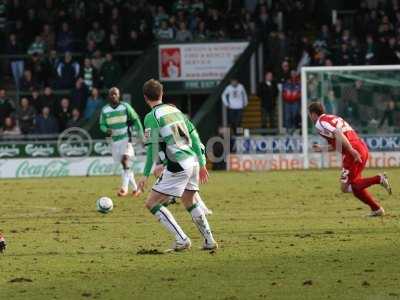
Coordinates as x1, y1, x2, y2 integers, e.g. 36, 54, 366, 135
250, 53, 256, 94
258, 43, 264, 83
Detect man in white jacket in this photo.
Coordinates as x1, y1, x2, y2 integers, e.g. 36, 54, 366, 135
221, 78, 248, 135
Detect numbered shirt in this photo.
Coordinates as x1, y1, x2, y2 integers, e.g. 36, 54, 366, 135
143, 103, 206, 176
315, 114, 360, 152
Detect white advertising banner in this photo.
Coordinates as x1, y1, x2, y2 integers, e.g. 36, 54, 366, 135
159, 42, 249, 81
0, 156, 146, 179
228, 152, 400, 171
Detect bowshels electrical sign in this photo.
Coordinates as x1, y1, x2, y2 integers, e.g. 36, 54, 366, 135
228, 134, 400, 171
158, 42, 249, 91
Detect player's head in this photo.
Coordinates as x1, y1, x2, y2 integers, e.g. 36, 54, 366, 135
308, 102, 325, 123
230, 78, 239, 86
143, 79, 163, 106
108, 87, 120, 105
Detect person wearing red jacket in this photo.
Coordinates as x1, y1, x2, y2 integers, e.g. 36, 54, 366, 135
282, 70, 301, 133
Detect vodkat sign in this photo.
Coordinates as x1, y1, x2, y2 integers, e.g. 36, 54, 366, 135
159, 42, 249, 81
228, 152, 400, 171
0, 157, 146, 178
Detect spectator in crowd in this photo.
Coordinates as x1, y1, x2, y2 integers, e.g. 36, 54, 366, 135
71, 10, 87, 41
42, 50, 59, 85
207, 8, 223, 37
125, 30, 141, 51
57, 97, 72, 131
30, 89, 45, 113
41, 24, 55, 51
194, 20, 208, 40
282, 70, 301, 134
364, 35, 377, 65
107, 32, 121, 52
84, 88, 103, 120
276, 60, 291, 84
137, 20, 153, 47
156, 20, 174, 40
66, 108, 81, 128
109, 7, 122, 30
221, 78, 248, 135
26, 53, 45, 85
80, 58, 98, 91
91, 50, 106, 71
87, 21, 106, 46
13, 19, 25, 44
100, 53, 122, 88
271, 32, 289, 68
57, 52, 80, 89
35, 106, 59, 134
256, 5, 276, 39
25, 8, 40, 42
27, 35, 46, 55
1, 117, 21, 136
258, 71, 278, 129
39, 1, 57, 27
154, 5, 169, 29
16, 97, 36, 134
383, 36, 400, 64
0, 89, 15, 128
41, 86, 57, 114
70, 78, 88, 112
379, 99, 397, 129
335, 43, 352, 65
176, 21, 193, 42
341, 97, 360, 125
6, 33, 25, 90
86, 39, 97, 57
324, 90, 338, 115
56, 22, 74, 53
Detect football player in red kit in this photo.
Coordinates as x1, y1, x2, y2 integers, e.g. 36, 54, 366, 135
308, 102, 392, 217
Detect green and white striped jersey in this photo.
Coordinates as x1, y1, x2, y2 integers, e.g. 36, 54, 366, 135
143, 103, 206, 177
99, 102, 143, 142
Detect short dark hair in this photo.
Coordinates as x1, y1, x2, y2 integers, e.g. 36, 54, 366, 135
308, 102, 325, 116
143, 79, 163, 101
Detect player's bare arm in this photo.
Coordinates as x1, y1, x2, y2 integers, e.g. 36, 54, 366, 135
333, 130, 362, 163
199, 166, 209, 184
312, 143, 333, 152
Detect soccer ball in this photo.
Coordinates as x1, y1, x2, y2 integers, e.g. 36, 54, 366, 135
96, 197, 113, 214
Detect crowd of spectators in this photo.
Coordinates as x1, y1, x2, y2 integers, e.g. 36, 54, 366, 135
0, 86, 105, 136
1, 0, 400, 135
258, 0, 400, 132
0, 0, 285, 135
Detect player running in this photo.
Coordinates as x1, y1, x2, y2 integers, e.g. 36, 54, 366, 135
99, 87, 144, 197
137, 79, 217, 251
308, 102, 392, 217
153, 160, 213, 215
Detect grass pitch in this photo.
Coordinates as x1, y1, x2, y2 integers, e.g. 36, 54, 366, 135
0, 169, 399, 300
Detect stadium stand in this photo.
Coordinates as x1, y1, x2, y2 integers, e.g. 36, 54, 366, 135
0, 0, 399, 136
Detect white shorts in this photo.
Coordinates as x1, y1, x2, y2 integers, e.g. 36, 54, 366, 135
112, 140, 134, 163
152, 164, 199, 197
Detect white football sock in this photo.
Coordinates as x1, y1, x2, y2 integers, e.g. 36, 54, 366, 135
121, 169, 130, 190
195, 193, 212, 215
128, 170, 138, 191
152, 204, 188, 242
188, 204, 215, 244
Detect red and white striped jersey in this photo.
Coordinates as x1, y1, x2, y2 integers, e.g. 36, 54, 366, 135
315, 114, 360, 152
